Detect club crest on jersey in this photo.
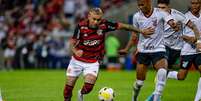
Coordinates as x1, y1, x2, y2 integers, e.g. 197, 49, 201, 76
97, 29, 103, 35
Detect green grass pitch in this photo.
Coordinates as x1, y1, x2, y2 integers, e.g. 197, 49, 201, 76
0, 70, 200, 101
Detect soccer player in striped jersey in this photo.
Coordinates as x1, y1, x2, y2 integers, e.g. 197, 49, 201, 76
130, 0, 181, 100
167, 0, 201, 101
63, 8, 155, 101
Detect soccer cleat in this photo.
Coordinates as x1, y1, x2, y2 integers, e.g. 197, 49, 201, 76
132, 96, 138, 101
78, 90, 83, 101
146, 94, 154, 101
145, 94, 161, 101
132, 91, 138, 101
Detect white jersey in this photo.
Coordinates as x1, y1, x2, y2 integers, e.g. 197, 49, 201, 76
164, 9, 189, 50
181, 11, 201, 55
133, 8, 173, 53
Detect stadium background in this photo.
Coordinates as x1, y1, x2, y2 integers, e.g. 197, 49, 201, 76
0, 0, 199, 101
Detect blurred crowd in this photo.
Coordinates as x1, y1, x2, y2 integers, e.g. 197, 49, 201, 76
0, 0, 130, 70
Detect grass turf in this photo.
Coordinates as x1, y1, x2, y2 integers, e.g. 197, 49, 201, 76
0, 70, 199, 101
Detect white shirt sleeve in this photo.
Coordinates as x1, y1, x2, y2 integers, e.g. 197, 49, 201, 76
133, 14, 139, 28
174, 9, 190, 25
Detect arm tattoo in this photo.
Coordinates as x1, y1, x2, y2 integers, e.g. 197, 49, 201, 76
191, 24, 200, 40
188, 21, 200, 40
120, 23, 141, 33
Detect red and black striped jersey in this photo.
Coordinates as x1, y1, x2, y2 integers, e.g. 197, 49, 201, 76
72, 19, 119, 63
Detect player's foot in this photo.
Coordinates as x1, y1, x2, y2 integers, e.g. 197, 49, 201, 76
146, 94, 161, 101
64, 97, 71, 101
78, 90, 83, 101
132, 93, 138, 101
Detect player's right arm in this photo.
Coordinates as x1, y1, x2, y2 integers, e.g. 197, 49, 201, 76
70, 25, 83, 57
159, 9, 180, 32
119, 33, 138, 55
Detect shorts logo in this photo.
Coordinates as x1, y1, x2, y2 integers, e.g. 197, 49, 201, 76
182, 61, 189, 68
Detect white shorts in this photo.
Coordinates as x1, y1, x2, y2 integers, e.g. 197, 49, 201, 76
66, 57, 100, 77
4, 48, 15, 58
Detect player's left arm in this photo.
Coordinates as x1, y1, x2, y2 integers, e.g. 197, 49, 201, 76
186, 20, 201, 41
117, 23, 154, 36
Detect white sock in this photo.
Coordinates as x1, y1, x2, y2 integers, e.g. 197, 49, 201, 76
167, 71, 178, 80
153, 68, 167, 95
133, 80, 144, 100
194, 77, 201, 101
0, 89, 2, 101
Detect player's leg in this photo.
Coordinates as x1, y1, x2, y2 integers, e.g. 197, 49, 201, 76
146, 52, 167, 101
132, 52, 149, 101
195, 65, 201, 101
63, 58, 83, 101
153, 58, 168, 101
167, 55, 193, 80
194, 54, 201, 101
64, 76, 79, 101
78, 62, 99, 101
166, 46, 181, 69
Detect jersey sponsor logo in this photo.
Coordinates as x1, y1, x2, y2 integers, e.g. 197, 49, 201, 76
83, 40, 101, 46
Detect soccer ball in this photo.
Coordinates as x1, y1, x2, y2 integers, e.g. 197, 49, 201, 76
98, 87, 114, 101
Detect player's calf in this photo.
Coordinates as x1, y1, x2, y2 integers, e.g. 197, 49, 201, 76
154, 68, 167, 95
81, 82, 94, 94
64, 84, 74, 101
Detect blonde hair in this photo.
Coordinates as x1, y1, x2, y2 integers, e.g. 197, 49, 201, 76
89, 8, 103, 15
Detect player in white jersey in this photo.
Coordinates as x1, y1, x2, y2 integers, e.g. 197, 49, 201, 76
130, 0, 181, 101
146, 0, 201, 101
158, 0, 200, 69
167, 0, 201, 101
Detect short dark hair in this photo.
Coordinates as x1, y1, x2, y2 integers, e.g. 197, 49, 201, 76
157, 0, 170, 5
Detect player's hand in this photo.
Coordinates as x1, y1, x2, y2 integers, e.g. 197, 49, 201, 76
74, 49, 83, 57
187, 37, 196, 44
141, 27, 155, 38
168, 20, 180, 32
196, 40, 201, 52
118, 49, 128, 56
181, 36, 196, 44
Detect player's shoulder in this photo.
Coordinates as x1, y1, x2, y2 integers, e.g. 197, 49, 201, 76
171, 9, 183, 14
78, 19, 88, 26
171, 9, 185, 17
184, 11, 192, 16
133, 11, 141, 18
154, 8, 167, 15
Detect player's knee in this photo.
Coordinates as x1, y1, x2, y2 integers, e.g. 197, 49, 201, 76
133, 80, 144, 89
177, 74, 186, 80
81, 83, 94, 94
158, 68, 167, 75
178, 76, 186, 80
